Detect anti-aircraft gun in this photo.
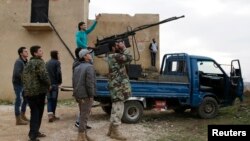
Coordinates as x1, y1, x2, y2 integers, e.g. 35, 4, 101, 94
94, 15, 185, 56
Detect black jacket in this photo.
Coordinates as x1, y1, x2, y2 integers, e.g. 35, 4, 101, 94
12, 58, 27, 87
46, 59, 62, 85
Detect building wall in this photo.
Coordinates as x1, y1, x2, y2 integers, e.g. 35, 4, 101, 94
0, 0, 88, 100
0, 0, 159, 101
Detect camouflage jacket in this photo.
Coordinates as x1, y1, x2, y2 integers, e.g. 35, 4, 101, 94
22, 57, 50, 97
107, 48, 133, 101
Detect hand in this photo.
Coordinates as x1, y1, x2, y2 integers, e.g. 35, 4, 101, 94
117, 41, 126, 50
89, 97, 94, 102
95, 14, 101, 21
49, 86, 52, 92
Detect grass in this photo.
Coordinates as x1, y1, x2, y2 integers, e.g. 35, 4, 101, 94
0, 99, 13, 105
0, 98, 77, 106
57, 98, 77, 107
155, 93, 250, 141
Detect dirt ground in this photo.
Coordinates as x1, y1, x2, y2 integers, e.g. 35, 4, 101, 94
0, 94, 249, 141
0, 104, 165, 141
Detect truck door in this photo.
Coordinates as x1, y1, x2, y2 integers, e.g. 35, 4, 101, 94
196, 60, 230, 103
230, 60, 244, 102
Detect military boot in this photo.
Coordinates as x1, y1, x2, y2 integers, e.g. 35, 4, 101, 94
16, 115, 28, 125
86, 132, 95, 141
21, 112, 29, 121
107, 123, 113, 136
109, 124, 127, 141
76, 132, 87, 141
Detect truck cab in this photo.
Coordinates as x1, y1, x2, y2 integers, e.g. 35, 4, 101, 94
160, 53, 243, 117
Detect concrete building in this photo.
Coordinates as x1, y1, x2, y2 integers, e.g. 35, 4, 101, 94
0, 0, 159, 101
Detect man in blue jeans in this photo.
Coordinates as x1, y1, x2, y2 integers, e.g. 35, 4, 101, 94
46, 50, 62, 122
12, 46, 29, 125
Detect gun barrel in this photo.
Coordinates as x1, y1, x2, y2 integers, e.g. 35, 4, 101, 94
95, 15, 185, 55
132, 15, 185, 33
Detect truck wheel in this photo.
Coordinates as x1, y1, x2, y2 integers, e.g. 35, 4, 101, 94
101, 105, 111, 115
122, 101, 143, 124
198, 97, 218, 119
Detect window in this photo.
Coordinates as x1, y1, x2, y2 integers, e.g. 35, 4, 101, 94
31, 0, 49, 23
171, 61, 178, 72
164, 60, 187, 75
22, 0, 52, 31
197, 61, 223, 74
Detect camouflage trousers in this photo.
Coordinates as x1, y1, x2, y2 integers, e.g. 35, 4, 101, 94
110, 101, 124, 125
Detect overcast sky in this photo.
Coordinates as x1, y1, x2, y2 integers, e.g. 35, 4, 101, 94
89, 0, 250, 82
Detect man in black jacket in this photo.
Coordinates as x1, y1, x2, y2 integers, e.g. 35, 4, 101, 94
46, 50, 62, 122
12, 47, 29, 125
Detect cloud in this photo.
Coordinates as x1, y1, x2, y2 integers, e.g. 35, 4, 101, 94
90, 0, 250, 81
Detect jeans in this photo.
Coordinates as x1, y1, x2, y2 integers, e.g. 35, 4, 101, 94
27, 93, 46, 140
13, 85, 28, 116
76, 113, 80, 123
47, 85, 59, 115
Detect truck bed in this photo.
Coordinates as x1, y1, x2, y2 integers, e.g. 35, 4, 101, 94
96, 77, 190, 98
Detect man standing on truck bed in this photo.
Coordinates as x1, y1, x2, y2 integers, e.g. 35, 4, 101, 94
107, 40, 133, 141
76, 14, 101, 49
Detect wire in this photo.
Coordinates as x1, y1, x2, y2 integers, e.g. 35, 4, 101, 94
126, 26, 140, 64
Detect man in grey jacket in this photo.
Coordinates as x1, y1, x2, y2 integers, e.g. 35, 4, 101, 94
72, 49, 96, 141
12, 47, 29, 125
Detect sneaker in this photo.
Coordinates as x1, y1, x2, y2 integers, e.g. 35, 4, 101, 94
75, 121, 79, 128
53, 115, 60, 121
74, 121, 91, 129
28, 139, 40, 141
37, 132, 46, 138
48, 114, 54, 123
87, 125, 92, 129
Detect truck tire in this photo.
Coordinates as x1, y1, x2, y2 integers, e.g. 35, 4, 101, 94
101, 104, 112, 115
122, 101, 143, 124
198, 97, 218, 119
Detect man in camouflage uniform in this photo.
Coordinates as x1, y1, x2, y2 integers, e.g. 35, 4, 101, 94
107, 41, 132, 141
22, 45, 50, 141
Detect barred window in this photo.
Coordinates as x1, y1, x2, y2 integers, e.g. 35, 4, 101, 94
31, 0, 49, 23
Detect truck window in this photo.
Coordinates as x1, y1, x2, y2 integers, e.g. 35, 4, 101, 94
198, 61, 223, 75
171, 61, 178, 72
166, 60, 186, 74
